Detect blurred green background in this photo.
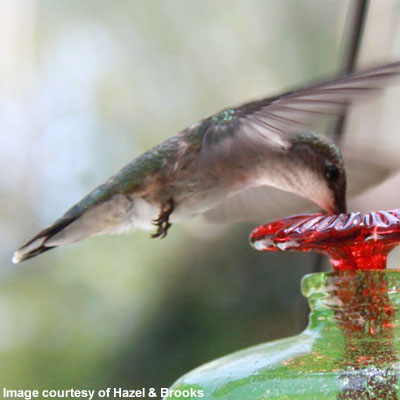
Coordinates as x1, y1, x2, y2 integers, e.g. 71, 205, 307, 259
2, 0, 400, 398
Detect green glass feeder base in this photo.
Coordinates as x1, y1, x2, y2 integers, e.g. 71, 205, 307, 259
168, 271, 400, 400
168, 210, 400, 399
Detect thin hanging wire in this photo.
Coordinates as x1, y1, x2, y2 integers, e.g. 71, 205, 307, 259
302, 0, 370, 329
311, 0, 369, 276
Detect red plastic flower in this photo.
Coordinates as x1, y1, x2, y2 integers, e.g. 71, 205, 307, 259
250, 209, 400, 270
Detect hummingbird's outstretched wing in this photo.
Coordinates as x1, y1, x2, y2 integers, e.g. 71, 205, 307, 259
200, 62, 400, 223
203, 186, 315, 224
200, 61, 400, 165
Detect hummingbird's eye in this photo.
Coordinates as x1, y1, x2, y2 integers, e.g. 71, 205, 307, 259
325, 165, 340, 182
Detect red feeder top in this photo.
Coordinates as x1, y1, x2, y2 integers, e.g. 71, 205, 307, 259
250, 209, 400, 271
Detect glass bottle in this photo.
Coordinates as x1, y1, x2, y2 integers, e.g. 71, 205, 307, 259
167, 210, 400, 399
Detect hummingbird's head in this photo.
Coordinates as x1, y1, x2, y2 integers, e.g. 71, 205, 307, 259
287, 132, 347, 215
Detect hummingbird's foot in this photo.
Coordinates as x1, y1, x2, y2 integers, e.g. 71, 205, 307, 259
151, 199, 174, 239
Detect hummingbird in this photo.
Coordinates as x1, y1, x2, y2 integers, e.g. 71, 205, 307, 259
12, 61, 400, 263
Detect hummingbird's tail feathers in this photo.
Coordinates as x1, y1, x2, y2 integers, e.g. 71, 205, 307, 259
12, 216, 80, 264
12, 201, 114, 264
12, 195, 159, 263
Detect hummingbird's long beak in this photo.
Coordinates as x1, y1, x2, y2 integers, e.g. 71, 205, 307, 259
333, 189, 347, 215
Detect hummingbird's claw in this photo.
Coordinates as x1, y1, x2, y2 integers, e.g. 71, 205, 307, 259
151, 199, 174, 239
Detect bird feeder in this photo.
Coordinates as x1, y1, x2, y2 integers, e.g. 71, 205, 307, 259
167, 209, 400, 399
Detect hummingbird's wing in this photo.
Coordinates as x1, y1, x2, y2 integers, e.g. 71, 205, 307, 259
203, 186, 315, 224
202, 143, 400, 223
200, 61, 400, 165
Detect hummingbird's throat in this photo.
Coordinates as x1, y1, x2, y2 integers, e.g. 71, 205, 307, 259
265, 162, 330, 213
